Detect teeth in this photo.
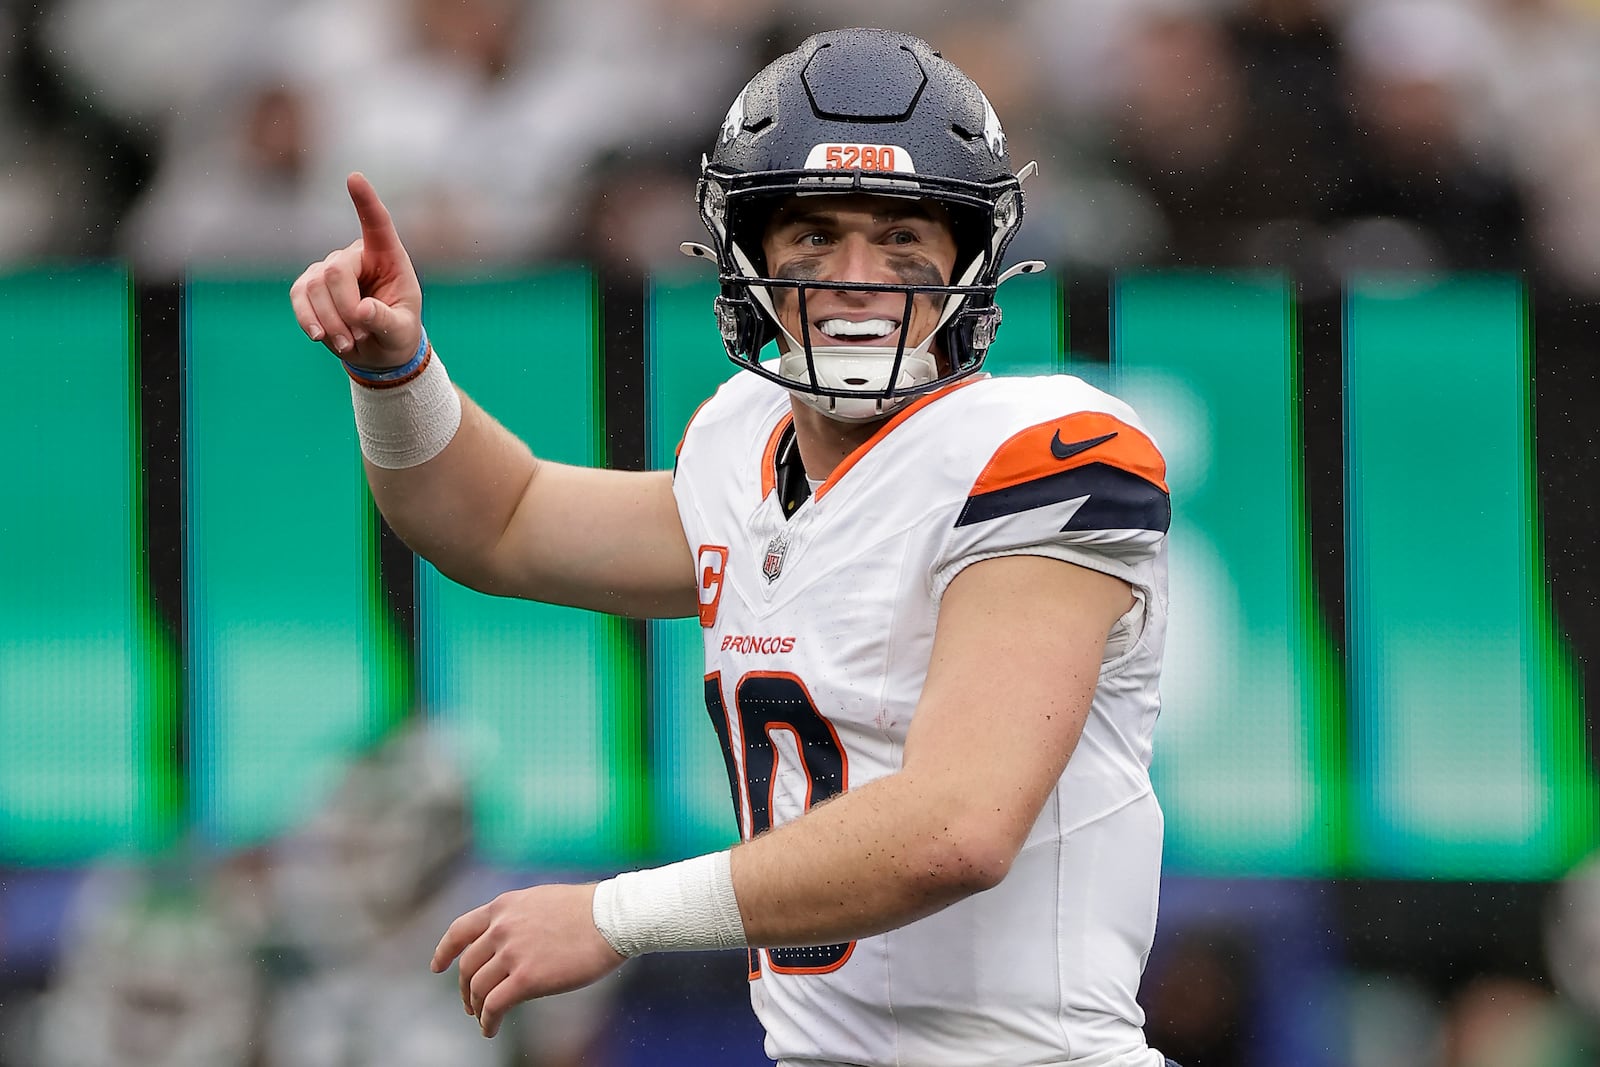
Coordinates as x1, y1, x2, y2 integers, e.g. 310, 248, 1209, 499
817, 318, 898, 340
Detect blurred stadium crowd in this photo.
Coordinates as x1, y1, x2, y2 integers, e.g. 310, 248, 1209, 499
0, 727, 629, 1067
3, 0, 1600, 292
3, 0, 1600, 1065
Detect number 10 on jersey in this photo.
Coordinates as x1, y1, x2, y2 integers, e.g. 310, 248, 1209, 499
704, 670, 855, 976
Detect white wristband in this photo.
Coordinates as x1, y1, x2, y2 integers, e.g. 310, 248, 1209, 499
349, 348, 462, 469
591, 851, 746, 957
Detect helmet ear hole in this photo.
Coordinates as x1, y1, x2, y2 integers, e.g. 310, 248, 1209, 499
946, 210, 990, 283
722, 202, 777, 277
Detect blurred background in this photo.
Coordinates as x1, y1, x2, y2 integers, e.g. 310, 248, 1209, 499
1, 0, 1599, 1064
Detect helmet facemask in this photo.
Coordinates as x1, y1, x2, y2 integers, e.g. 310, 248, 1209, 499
695, 171, 1035, 421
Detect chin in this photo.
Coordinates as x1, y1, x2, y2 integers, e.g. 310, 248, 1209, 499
792, 389, 910, 424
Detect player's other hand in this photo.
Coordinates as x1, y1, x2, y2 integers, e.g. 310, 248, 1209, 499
290, 172, 422, 370
430, 882, 626, 1039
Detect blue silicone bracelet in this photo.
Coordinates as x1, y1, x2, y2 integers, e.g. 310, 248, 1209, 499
343, 327, 429, 383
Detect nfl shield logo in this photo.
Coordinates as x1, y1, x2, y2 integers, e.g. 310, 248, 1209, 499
762, 533, 789, 583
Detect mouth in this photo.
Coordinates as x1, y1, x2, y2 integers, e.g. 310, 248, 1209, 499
812, 317, 903, 345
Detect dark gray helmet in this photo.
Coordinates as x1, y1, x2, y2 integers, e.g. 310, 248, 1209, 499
686, 28, 1042, 420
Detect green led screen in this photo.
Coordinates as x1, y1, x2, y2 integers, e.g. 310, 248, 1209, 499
0, 267, 175, 862
645, 274, 743, 859
186, 276, 407, 846
1112, 272, 1341, 875
417, 272, 645, 867
1345, 276, 1595, 876
0, 269, 1591, 877
982, 270, 1063, 376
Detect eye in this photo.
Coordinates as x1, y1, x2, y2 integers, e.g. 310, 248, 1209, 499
886, 228, 919, 246
802, 231, 831, 247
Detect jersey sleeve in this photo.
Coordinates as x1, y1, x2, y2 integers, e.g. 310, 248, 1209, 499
932, 409, 1170, 596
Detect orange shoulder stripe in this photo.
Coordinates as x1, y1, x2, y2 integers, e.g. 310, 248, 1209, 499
970, 411, 1168, 497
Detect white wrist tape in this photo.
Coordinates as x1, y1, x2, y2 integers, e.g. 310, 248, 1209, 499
591, 851, 746, 957
349, 350, 462, 469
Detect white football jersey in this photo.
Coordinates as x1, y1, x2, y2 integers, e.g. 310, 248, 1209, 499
673, 368, 1171, 1067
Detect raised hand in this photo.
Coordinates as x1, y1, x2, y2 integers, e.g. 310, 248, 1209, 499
430, 882, 626, 1038
289, 172, 423, 369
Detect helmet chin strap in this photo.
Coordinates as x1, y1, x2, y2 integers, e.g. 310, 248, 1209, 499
731, 240, 989, 420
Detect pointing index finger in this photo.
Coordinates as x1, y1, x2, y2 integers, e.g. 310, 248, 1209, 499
347, 171, 403, 256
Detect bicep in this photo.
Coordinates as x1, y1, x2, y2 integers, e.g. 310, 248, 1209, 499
902, 554, 1134, 850
495, 462, 698, 618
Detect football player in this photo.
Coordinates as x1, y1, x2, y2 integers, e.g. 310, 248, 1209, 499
291, 27, 1177, 1067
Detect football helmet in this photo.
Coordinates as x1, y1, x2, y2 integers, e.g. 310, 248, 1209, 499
686, 28, 1044, 421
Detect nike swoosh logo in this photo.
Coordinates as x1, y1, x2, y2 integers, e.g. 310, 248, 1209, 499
1050, 429, 1118, 461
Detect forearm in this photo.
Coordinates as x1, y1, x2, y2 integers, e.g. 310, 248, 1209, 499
354, 365, 697, 617
717, 555, 1121, 947
729, 769, 1007, 947
364, 391, 538, 594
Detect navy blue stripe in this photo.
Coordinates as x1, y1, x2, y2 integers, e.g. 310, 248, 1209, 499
955, 462, 1171, 533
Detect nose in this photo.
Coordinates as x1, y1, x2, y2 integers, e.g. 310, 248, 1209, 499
822, 234, 894, 289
